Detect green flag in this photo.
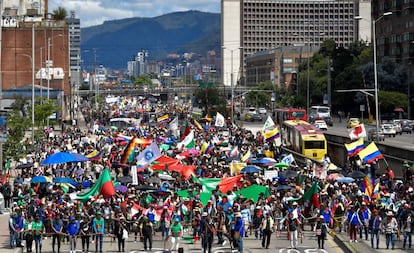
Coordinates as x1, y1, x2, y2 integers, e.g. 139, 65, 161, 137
236, 184, 270, 202
301, 182, 318, 201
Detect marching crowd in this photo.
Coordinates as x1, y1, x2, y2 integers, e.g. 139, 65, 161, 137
0, 97, 413, 253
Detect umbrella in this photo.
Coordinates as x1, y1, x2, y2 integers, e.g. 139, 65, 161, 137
273, 162, 289, 168
279, 170, 298, 178
41, 152, 89, 165
336, 177, 355, 183
347, 170, 366, 179
159, 174, 174, 181
115, 185, 128, 193
116, 176, 133, 184
276, 185, 292, 191
134, 185, 158, 191
15, 163, 34, 170
241, 165, 261, 174
250, 157, 276, 166
31, 176, 52, 184
394, 107, 404, 113
53, 177, 78, 186
326, 173, 344, 181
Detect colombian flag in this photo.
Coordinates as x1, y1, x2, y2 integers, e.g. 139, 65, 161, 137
157, 114, 169, 123
344, 138, 364, 157
193, 119, 203, 131
358, 142, 383, 164
264, 127, 280, 142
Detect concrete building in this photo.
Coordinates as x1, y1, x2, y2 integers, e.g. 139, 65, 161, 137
245, 45, 315, 89
221, 0, 363, 87
0, 0, 73, 120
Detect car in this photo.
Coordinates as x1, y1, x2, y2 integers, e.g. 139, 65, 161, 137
252, 113, 263, 122
314, 120, 328, 131
258, 107, 267, 114
247, 107, 257, 115
368, 128, 385, 141
347, 118, 360, 128
401, 120, 413, 134
245, 112, 262, 122
381, 123, 396, 137
392, 122, 403, 135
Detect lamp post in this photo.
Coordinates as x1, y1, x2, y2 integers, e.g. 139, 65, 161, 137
373, 12, 392, 141
222, 46, 242, 122
355, 12, 392, 142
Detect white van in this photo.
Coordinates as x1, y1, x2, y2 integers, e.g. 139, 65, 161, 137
309, 106, 333, 126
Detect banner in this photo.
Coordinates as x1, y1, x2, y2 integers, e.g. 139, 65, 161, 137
131, 165, 138, 185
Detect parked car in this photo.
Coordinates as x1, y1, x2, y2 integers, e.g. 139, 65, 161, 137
314, 120, 328, 131
381, 123, 396, 137
368, 128, 385, 141
252, 113, 263, 122
258, 107, 267, 114
347, 118, 360, 128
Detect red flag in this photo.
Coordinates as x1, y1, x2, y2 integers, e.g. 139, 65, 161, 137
181, 121, 191, 141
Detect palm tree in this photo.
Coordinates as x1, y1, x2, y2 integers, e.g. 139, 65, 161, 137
52, 7, 67, 21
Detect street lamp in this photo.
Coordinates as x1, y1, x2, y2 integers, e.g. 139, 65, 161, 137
355, 11, 392, 142
222, 46, 242, 122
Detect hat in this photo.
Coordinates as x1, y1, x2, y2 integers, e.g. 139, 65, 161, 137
292, 202, 298, 206
163, 206, 168, 209
361, 202, 366, 205
235, 212, 242, 218
387, 211, 394, 216
96, 211, 102, 215
256, 206, 261, 209
202, 212, 208, 217
319, 215, 324, 219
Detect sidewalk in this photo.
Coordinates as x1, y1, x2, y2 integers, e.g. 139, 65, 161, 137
334, 230, 412, 252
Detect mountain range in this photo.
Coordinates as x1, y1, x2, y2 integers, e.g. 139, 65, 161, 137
80, 10, 221, 71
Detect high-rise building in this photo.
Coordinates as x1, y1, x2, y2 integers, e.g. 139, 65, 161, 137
222, 0, 363, 87
67, 10, 81, 88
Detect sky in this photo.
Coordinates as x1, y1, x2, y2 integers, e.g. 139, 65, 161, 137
49, 0, 221, 27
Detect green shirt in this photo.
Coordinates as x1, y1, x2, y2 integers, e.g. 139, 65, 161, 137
24, 221, 34, 235
170, 222, 182, 237
32, 221, 43, 236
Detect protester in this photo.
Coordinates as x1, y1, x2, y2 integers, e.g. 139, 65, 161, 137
170, 217, 183, 252
200, 212, 215, 253
66, 216, 79, 253
260, 212, 274, 249
314, 215, 328, 249
384, 211, 398, 250
79, 216, 91, 253
141, 216, 153, 251
286, 212, 301, 249
369, 209, 382, 249
93, 211, 105, 253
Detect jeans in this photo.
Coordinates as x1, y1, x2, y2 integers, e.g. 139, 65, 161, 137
161, 221, 170, 238
370, 229, 380, 248
385, 233, 395, 249
52, 234, 61, 253
95, 233, 103, 252
170, 236, 181, 251
359, 225, 368, 240
404, 231, 412, 249
289, 230, 298, 249
69, 235, 77, 252
237, 237, 243, 253
26, 234, 33, 252
81, 235, 89, 252
261, 229, 271, 248
34, 235, 42, 253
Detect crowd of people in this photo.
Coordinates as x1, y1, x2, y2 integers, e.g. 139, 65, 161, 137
0, 96, 413, 253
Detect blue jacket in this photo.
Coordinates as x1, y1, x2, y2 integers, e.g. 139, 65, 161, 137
235, 217, 244, 235
66, 220, 79, 235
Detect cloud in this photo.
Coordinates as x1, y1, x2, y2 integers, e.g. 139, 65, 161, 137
49, 0, 220, 27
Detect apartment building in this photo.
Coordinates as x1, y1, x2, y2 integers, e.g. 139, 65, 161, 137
222, 0, 364, 87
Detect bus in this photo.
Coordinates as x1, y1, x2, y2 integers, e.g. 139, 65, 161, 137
309, 105, 332, 126
281, 120, 327, 161
274, 108, 307, 124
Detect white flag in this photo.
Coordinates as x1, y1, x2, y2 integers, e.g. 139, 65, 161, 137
131, 165, 138, 185
136, 142, 161, 165
215, 112, 225, 127
169, 117, 179, 132
263, 115, 275, 130
348, 123, 367, 140
281, 154, 295, 166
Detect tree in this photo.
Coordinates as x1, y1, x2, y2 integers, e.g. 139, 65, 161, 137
3, 97, 31, 160
52, 7, 67, 20
134, 75, 153, 86
378, 91, 408, 113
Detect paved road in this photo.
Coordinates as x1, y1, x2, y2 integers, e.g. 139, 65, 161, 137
0, 211, 340, 253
